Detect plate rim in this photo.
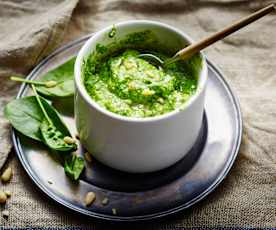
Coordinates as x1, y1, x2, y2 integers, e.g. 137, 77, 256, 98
12, 34, 243, 222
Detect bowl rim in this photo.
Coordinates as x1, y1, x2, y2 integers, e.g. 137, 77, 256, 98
74, 20, 208, 123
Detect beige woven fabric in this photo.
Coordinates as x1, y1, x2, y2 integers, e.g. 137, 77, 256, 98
0, 0, 276, 228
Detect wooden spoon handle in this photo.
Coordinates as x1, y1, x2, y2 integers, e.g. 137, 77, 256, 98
175, 4, 275, 60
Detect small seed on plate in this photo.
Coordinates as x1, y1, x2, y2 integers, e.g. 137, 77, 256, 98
84, 152, 92, 163
4, 191, 11, 197
45, 80, 57, 88
112, 208, 117, 215
1, 167, 12, 183
75, 133, 80, 140
84, 192, 96, 206
0, 191, 7, 204
101, 197, 109, 205
2, 210, 9, 218
63, 136, 76, 144
48, 180, 53, 185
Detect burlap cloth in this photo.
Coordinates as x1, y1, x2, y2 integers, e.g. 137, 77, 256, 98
0, 0, 275, 228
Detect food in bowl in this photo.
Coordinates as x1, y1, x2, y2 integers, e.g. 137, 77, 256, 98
75, 21, 207, 173
82, 30, 202, 118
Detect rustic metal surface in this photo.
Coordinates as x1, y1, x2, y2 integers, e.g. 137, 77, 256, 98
12, 34, 242, 221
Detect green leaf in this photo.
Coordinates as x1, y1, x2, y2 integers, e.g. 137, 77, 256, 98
4, 96, 44, 141
40, 119, 77, 152
36, 95, 77, 152
64, 154, 85, 181
5, 92, 84, 180
36, 58, 75, 98
4, 95, 77, 153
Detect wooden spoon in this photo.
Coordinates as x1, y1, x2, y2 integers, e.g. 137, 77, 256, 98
139, 4, 275, 67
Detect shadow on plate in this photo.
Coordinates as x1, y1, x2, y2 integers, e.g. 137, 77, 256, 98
81, 113, 208, 192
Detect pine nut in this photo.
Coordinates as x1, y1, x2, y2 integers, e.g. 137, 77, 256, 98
45, 80, 57, 88
2, 210, 9, 218
101, 197, 109, 205
84, 192, 96, 206
4, 191, 11, 197
1, 167, 12, 182
112, 208, 117, 215
0, 191, 7, 204
63, 136, 76, 144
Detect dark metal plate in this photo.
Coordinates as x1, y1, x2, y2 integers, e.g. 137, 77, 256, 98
12, 34, 242, 222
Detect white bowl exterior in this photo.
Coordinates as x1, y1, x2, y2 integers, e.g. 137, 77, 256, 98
75, 20, 208, 173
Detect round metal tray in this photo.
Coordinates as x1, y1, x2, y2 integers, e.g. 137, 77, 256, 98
12, 34, 242, 222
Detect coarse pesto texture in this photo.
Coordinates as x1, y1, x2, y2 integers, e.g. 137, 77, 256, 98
83, 31, 202, 118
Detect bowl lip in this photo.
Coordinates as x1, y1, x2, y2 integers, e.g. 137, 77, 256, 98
74, 20, 208, 123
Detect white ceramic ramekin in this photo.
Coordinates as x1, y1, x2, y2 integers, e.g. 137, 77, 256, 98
74, 20, 208, 173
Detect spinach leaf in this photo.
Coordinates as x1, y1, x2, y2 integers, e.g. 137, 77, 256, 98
64, 154, 85, 181
4, 94, 77, 152
40, 119, 77, 152
4, 96, 44, 141
32, 85, 77, 152
4, 84, 83, 180
36, 57, 75, 98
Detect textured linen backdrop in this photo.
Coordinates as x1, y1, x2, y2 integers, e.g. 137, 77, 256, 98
0, 0, 275, 228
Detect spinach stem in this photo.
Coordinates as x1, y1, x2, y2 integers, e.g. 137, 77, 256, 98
11, 76, 46, 86
31, 84, 52, 125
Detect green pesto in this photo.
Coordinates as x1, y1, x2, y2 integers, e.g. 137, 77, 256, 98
83, 31, 202, 118
108, 25, 117, 38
